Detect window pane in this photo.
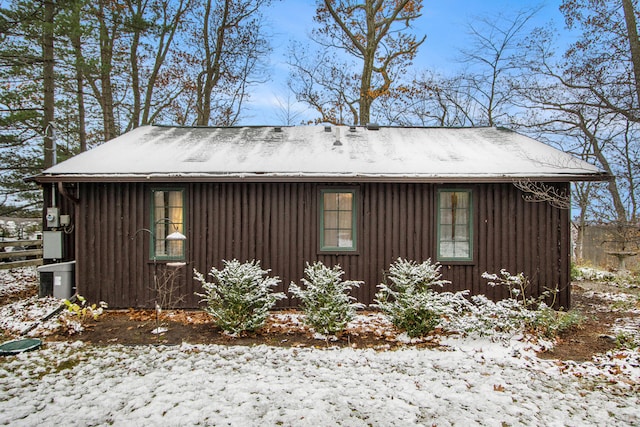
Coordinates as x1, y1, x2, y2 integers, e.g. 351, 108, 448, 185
338, 231, 353, 247
168, 190, 182, 206
168, 207, 183, 227
324, 193, 338, 210
440, 226, 452, 240
155, 238, 166, 257
154, 190, 165, 206
440, 241, 454, 258
440, 209, 452, 225
454, 242, 470, 258
456, 192, 469, 208
324, 211, 338, 228
338, 211, 352, 228
454, 225, 468, 240
324, 229, 339, 247
338, 192, 352, 209
440, 192, 452, 208
455, 209, 469, 224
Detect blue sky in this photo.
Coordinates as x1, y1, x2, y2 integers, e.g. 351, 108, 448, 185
243, 0, 570, 125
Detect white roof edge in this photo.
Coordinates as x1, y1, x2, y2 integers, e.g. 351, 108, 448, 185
35, 171, 609, 183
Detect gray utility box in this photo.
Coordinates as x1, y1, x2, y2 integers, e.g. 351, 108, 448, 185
37, 260, 76, 299
42, 231, 63, 260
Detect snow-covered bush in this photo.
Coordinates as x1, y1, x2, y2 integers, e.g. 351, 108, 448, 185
528, 303, 584, 338
194, 259, 285, 335
288, 261, 364, 336
449, 295, 536, 337
437, 294, 582, 340
374, 258, 451, 338
572, 266, 617, 282
481, 269, 536, 306
480, 269, 584, 338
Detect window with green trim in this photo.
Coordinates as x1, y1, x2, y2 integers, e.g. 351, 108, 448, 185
320, 189, 357, 252
151, 189, 185, 259
437, 190, 473, 261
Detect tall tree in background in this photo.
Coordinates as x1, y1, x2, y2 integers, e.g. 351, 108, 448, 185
556, 0, 638, 224
560, 0, 640, 124
93, 0, 123, 141
511, 0, 640, 258
456, 7, 540, 127
63, 0, 88, 152
42, 0, 55, 168
193, 0, 271, 126
0, 0, 48, 215
124, 0, 192, 130
377, 71, 479, 126
392, 8, 539, 128
289, 0, 425, 125
622, 0, 640, 111
0, 0, 274, 215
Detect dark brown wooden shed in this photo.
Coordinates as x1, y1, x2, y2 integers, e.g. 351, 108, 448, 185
33, 125, 607, 309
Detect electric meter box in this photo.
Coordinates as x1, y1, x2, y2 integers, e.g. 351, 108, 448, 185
46, 207, 60, 228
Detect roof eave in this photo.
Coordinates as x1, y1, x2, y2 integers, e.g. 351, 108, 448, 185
31, 172, 611, 184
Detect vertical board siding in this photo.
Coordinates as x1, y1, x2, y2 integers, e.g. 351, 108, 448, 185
73, 181, 570, 309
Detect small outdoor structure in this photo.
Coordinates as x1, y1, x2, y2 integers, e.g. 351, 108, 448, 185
575, 222, 639, 270
31, 125, 607, 309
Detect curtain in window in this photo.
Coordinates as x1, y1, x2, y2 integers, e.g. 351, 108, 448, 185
439, 191, 470, 259
153, 190, 184, 258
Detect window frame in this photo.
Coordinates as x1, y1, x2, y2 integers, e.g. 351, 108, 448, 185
150, 187, 186, 261
436, 188, 474, 263
318, 187, 359, 253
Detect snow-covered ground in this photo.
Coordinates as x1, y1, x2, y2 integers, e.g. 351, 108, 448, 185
0, 267, 639, 426
0, 267, 39, 298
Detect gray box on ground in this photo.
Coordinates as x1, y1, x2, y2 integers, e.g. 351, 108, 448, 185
37, 260, 76, 299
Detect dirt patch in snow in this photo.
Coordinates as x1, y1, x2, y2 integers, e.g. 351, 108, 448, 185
42, 281, 638, 358
45, 309, 440, 350
538, 282, 640, 362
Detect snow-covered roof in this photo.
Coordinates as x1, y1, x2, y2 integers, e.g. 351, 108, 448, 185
35, 125, 607, 183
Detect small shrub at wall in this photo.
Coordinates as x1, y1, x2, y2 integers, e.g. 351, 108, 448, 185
374, 258, 451, 338
481, 269, 584, 338
288, 261, 364, 336
194, 259, 286, 335
60, 295, 108, 335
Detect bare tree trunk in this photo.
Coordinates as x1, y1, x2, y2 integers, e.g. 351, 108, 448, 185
97, 0, 117, 141
129, 0, 142, 128
622, 0, 640, 110
141, 0, 189, 125
309, 0, 424, 126
578, 114, 628, 223
572, 182, 593, 262
358, 0, 376, 126
43, 0, 55, 168
72, 40, 87, 152
359, 56, 372, 125
69, 2, 87, 152
196, 0, 230, 126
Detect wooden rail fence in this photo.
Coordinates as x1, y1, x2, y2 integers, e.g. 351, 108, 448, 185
0, 240, 43, 269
